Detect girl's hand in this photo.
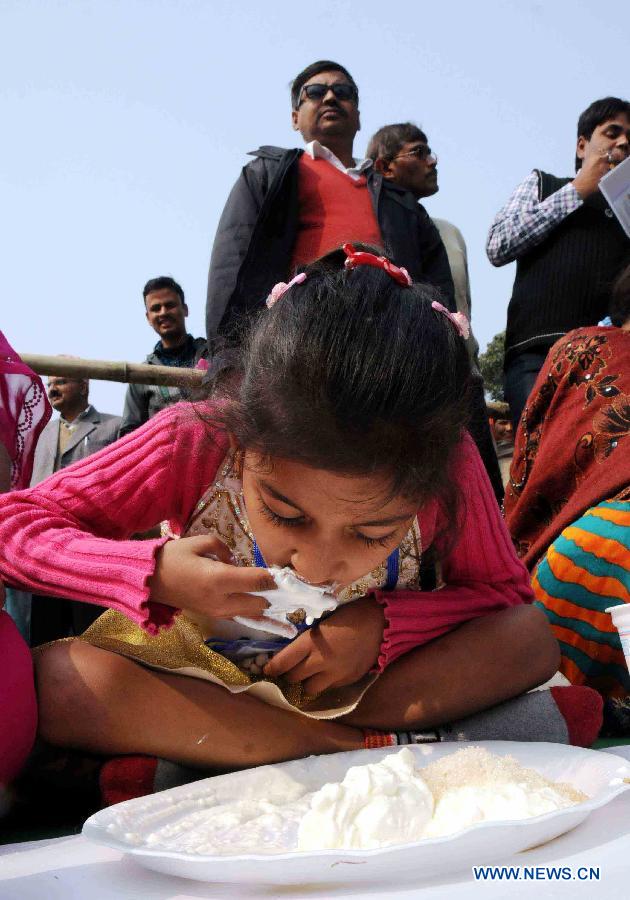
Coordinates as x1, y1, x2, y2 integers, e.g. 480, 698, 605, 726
264, 596, 385, 695
150, 535, 276, 619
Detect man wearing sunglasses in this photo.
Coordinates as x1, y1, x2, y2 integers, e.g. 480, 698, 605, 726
367, 122, 503, 501
205, 60, 454, 343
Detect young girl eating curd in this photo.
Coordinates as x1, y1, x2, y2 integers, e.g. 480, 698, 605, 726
0, 246, 601, 775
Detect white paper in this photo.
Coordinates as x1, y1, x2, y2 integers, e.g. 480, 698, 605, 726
599, 155, 630, 238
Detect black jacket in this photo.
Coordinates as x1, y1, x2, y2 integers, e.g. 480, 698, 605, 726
118, 336, 207, 437
206, 146, 455, 340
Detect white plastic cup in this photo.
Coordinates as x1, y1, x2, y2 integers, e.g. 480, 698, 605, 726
607, 604, 630, 673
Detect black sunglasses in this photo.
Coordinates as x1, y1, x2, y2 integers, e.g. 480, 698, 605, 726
298, 83, 357, 106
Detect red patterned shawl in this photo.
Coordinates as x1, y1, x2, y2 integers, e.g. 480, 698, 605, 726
504, 326, 630, 570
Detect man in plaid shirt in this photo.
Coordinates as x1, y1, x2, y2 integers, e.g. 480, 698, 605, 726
487, 97, 630, 429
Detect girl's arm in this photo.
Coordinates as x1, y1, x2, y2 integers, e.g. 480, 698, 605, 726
375, 433, 533, 670
344, 604, 560, 731
0, 405, 227, 633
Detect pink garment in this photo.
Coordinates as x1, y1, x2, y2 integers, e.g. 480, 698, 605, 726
0, 331, 51, 489
0, 612, 37, 786
374, 432, 533, 669
0, 335, 50, 787
0, 405, 226, 634
0, 405, 532, 661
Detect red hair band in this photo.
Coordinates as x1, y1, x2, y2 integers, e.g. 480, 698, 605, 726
343, 243, 470, 340
342, 243, 412, 287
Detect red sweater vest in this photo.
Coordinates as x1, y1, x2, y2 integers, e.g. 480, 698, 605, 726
290, 154, 382, 269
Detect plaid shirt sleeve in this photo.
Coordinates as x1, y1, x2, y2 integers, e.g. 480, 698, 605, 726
486, 170, 583, 266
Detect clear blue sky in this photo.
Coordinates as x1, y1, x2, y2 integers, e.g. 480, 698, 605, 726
2, 0, 628, 414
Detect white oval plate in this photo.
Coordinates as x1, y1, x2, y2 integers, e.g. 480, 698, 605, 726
83, 741, 630, 886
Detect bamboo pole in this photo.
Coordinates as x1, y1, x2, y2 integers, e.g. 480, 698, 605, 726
20, 354, 205, 389
20, 352, 513, 419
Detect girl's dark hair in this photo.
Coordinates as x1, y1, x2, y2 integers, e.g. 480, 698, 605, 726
609, 263, 630, 328
203, 246, 471, 533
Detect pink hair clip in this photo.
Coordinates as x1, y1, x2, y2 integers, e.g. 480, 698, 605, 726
431, 300, 470, 341
343, 243, 412, 287
266, 272, 307, 309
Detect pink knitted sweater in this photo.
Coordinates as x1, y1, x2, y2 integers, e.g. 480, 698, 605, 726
0, 404, 532, 668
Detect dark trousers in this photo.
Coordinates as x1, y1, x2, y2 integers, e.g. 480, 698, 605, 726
468, 375, 504, 504
29, 595, 103, 647
504, 351, 548, 431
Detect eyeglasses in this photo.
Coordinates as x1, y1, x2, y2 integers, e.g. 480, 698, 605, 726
392, 145, 438, 164
298, 83, 358, 106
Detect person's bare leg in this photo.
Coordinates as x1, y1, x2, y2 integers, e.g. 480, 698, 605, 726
35, 640, 363, 769
343, 605, 559, 730
35, 606, 558, 769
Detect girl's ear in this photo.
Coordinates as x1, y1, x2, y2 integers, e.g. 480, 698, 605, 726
227, 434, 244, 477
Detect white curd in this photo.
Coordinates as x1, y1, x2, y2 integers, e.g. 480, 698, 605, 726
104, 747, 586, 855
297, 748, 434, 851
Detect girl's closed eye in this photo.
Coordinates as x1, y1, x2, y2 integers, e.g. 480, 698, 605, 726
258, 499, 305, 528
355, 532, 395, 549
259, 497, 399, 548
353, 531, 397, 547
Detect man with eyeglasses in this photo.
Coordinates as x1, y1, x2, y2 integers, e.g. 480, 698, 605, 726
367, 122, 503, 500
205, 60, 454, 343
367, 123, 478, 365
487, 96, 630, 429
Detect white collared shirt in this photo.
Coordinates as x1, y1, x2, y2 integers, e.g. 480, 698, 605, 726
304, 140, 372, 181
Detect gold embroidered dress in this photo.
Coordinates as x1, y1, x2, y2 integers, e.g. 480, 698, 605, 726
81, 451, 424, 719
